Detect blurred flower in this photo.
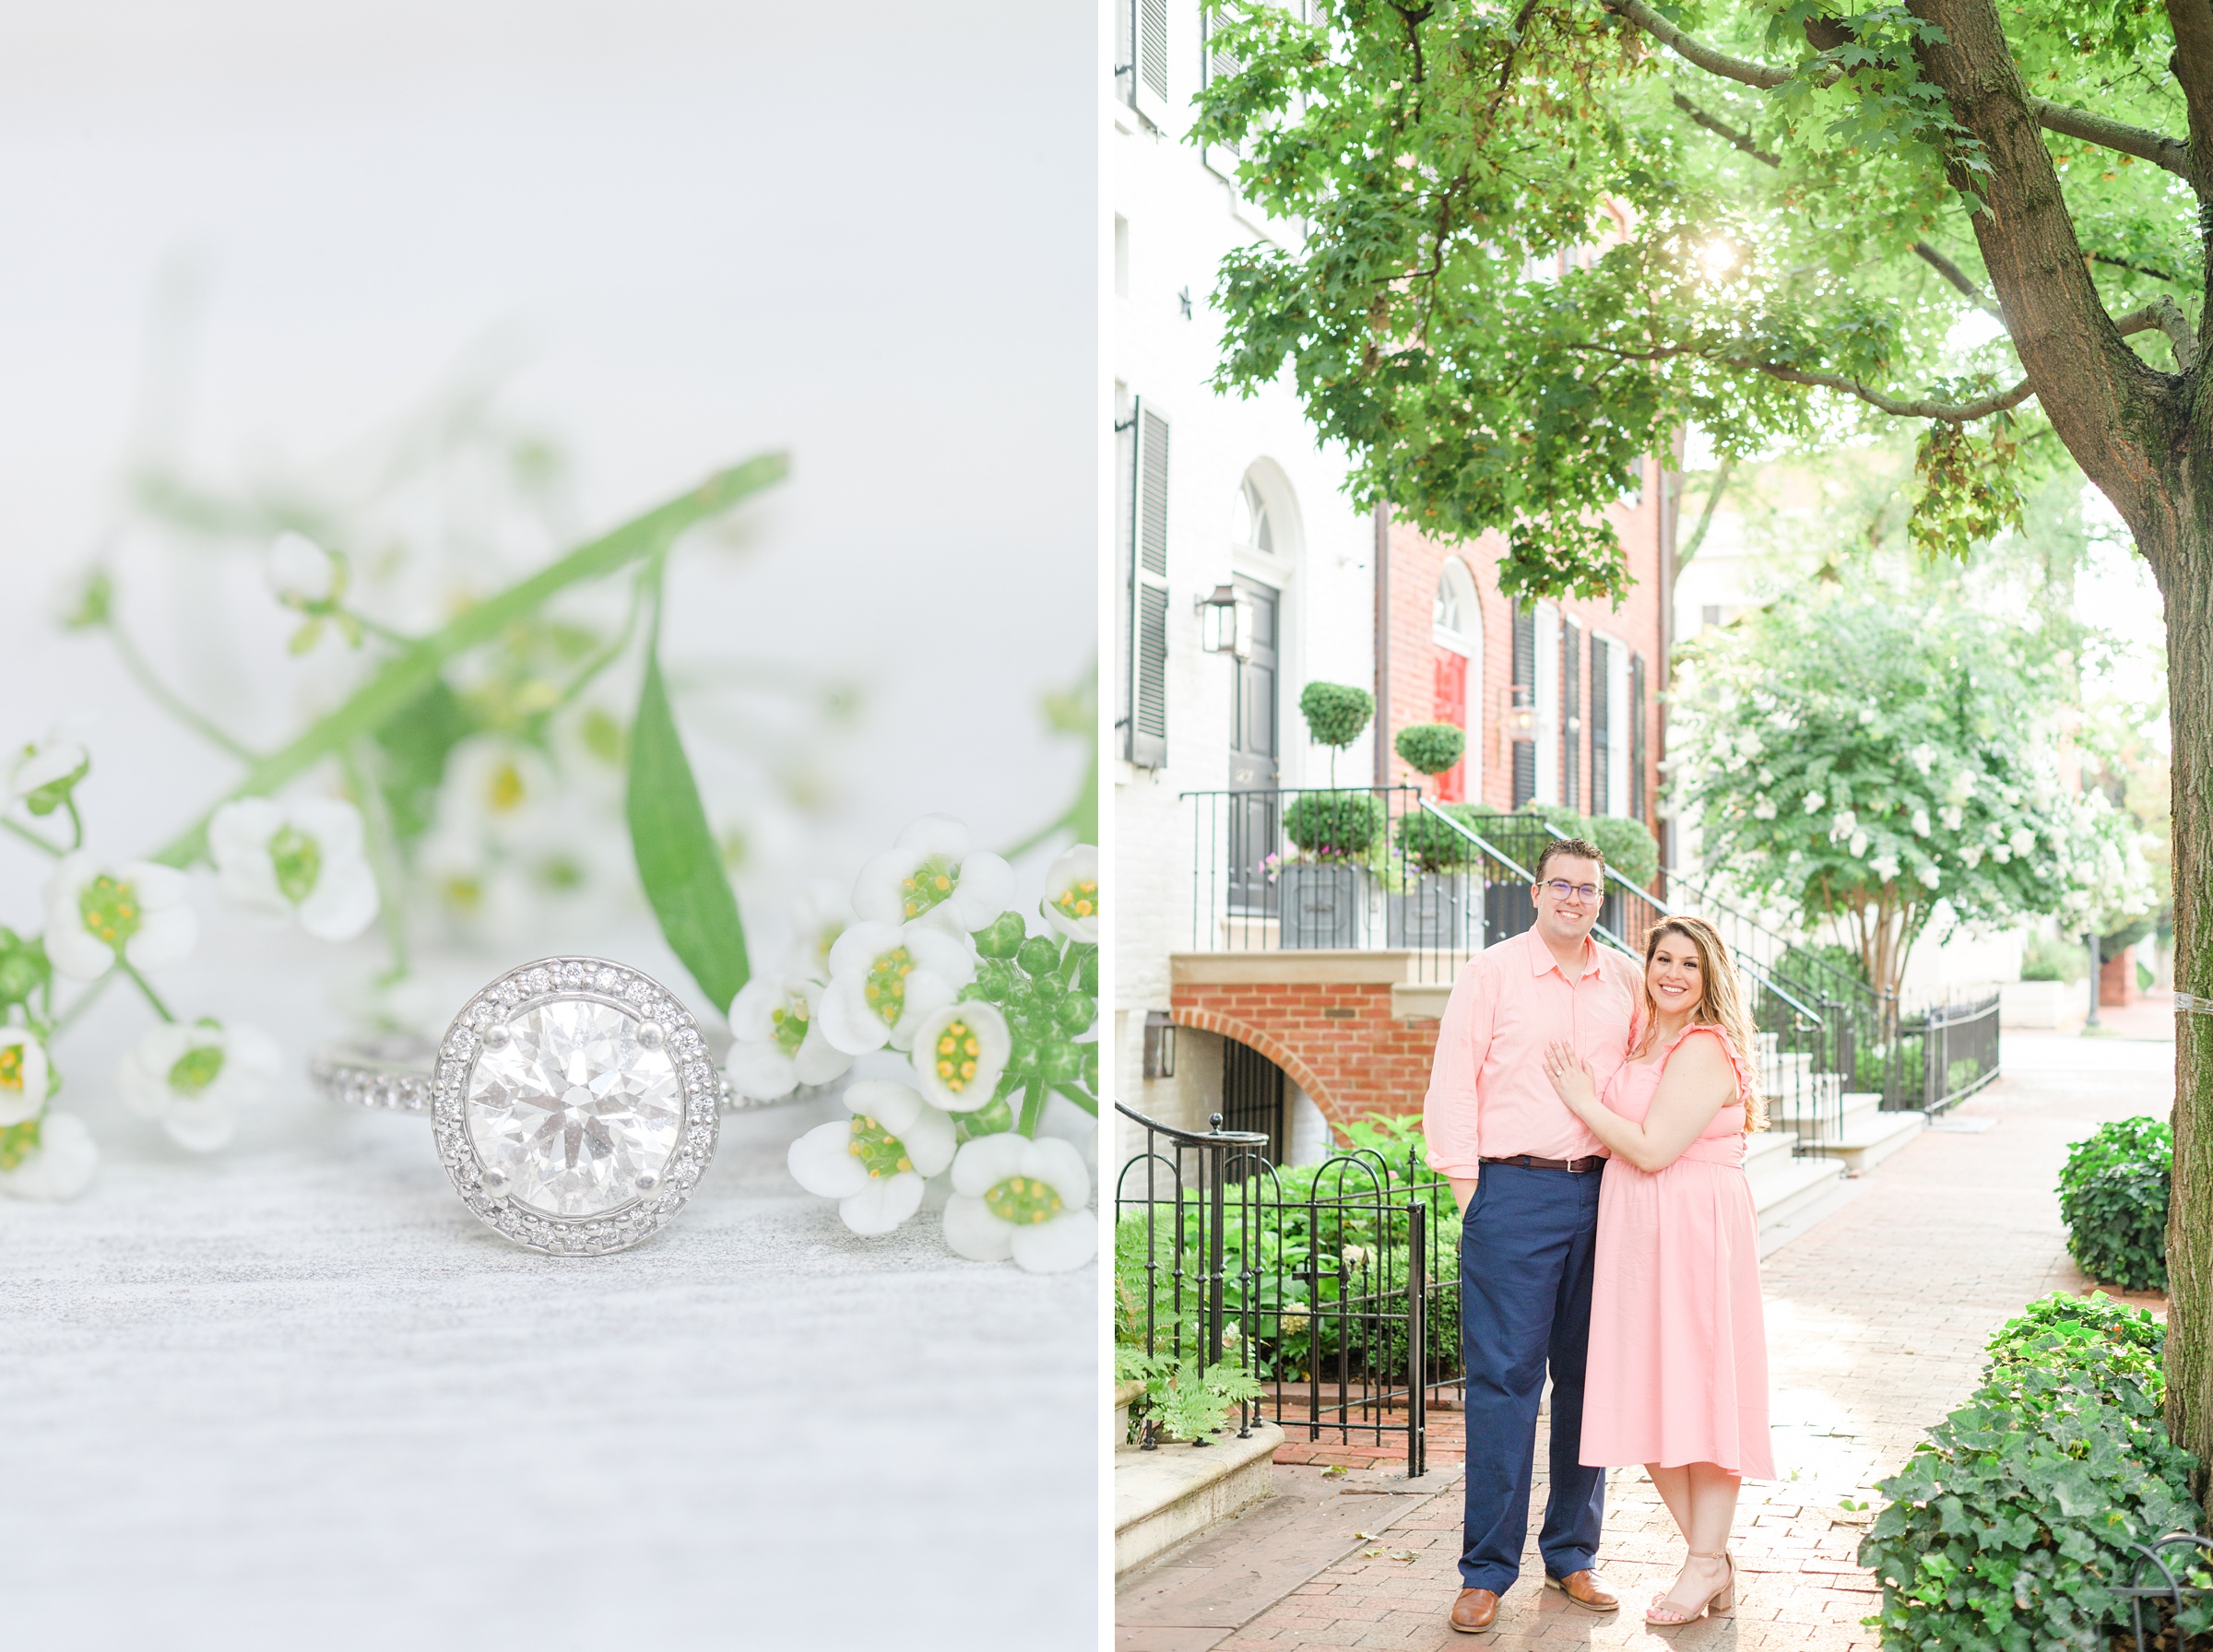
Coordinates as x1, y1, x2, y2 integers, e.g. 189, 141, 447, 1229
787, 1078, 957, 1235
0, 1026, 53, 1126
6, 733, 89, 818
42, 852, 197, 982
727, 973, 852, 1102
941, 1132, 1095, 1272
209, 796, 379, 941
117, 1020, 280, 1152
0, 1113, 96, 1201
783, 877, 853, 979
909, 998, 1012, 1112
817, 920, 976, 1055
266, 531, 345, 607
852, 815, 1016, 935
1038, 844, 1100, 944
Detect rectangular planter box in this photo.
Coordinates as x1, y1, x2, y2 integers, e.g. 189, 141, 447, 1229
1277, 863, 1367, 949
1386, 874, 1473, 949
2000, 979, 2073, 1029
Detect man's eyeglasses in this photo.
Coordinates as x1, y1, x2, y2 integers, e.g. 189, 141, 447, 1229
1540, 879, 1600, 903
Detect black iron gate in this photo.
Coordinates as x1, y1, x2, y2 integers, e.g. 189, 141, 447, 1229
1115, 1103, 1462, 1478
1221, 1041, 1285, 1174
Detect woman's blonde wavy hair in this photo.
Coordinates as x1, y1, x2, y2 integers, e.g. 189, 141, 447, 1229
1630, 915, 1768, 1132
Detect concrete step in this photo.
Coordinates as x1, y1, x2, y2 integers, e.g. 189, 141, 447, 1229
1751, 1150, 1847, 1242
1115, 1422, 1285, 1577
1802, 1108, 1926, 1176
1774, 1090, 1889, 1144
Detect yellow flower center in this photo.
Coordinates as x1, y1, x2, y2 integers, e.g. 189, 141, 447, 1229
933, 1018, 984, 1093
984, 1174, 1066, 1226
78, 874, 143, 950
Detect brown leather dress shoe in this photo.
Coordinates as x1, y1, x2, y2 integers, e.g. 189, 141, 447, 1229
1544, 1569, 1620, 1612
1450, 1587, 1500, 1633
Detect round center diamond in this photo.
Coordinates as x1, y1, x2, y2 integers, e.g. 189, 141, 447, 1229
465, 997, 682, 1218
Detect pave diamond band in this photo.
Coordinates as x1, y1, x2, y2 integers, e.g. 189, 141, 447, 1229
314, 955, 756, 1255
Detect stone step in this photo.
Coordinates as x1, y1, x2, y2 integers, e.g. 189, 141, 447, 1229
1775, 1090, 1892, 1144
1801, 1108, 1926, 1177
1751, 1151, 1848, 1245
1115, 1422, 1285, 1577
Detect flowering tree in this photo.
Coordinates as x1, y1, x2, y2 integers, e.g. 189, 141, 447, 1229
1672, 588, 2149, 1001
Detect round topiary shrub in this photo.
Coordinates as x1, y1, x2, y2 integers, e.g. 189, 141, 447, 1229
2057, 1116, 2171, 1292
1393, 722, 1465, 778
1298, 682, 1374, 751
1393, 804, 1477, 872
1584, 813, 1660, 890
1283, 791, 1384, 861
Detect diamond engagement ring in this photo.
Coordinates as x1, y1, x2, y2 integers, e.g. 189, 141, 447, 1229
312, 955, 742, 1255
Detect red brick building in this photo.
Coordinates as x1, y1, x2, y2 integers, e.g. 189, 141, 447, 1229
1139, 473, 1674, 1162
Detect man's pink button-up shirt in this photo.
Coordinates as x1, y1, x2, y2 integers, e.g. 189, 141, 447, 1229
1421, 927, 1643, 1176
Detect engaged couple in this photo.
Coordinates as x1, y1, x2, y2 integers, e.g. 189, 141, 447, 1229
1423, 839, 1775, 1633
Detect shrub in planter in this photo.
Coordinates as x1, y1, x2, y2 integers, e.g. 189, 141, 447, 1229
1511, 801, 1660, 889
2020, 932, 2087, 984
2057, 1116, 2172, 1293
1393, 804, 1478, 874
1393, 722, 1465, 784
1859, 1293, 2208, 1652
1284, 791, 1384, 862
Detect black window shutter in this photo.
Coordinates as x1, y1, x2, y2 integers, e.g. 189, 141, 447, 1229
1134, 0, 1170, 124
1127, 402, 1170, 769
1590, 636, 1611, 816
1629, 650, 1647, 822
1561, 618, 1581, 812
1510, 603, 1536, 808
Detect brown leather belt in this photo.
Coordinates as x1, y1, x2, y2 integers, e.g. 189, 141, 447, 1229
1481, 1153, 1606, 1174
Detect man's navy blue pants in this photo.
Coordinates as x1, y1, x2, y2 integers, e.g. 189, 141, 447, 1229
1458, 1160, 1607, 1592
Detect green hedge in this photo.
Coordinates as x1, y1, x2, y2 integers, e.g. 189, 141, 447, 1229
2058, 1117, 2172, 1293
1513, 800, 1661, 888
1394, 804, 1479, 872
1860, 1293, 2207, 1652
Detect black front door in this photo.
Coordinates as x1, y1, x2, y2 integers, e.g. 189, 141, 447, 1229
1226, 578, 1280, 914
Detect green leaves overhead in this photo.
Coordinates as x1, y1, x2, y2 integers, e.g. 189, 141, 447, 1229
626, 647, 750, 1016
1192, 0, 2204, 589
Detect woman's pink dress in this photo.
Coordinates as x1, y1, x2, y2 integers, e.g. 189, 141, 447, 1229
1579, 1024, 1776, 1478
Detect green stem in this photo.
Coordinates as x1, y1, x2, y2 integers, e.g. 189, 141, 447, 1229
1050, 1080, 1099, 1117
1017, 1076, 1047, 1138
65, 796, 84, 851
550, 569, 649, 714
340, 608, 413, 647
1, 817, 65, 858
105, 617, 262, 761
150, 453, 787, 869
120, 961, 176, 1023
52, 972, 113, 1035
340, 744, 410, 983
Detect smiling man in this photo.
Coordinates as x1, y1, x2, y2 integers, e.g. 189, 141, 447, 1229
1421, 837, 1642, 1634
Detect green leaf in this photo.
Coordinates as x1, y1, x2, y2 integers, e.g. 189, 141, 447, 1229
370, 677, 478, 843
626, 646, 749, 1012
151, 452, 788, 868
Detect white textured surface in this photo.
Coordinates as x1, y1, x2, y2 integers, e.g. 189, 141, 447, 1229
0, 1091, 1097, 1650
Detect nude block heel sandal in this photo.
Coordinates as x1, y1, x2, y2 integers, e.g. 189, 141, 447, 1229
1643, 1552, 1734, 1626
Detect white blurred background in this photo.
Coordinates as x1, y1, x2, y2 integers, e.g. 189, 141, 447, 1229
0, 4, 1097, 1646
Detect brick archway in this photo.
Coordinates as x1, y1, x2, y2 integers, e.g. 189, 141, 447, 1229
1169, 1007, 1346, 1138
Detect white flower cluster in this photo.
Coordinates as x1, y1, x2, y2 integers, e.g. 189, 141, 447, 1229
2, 723, 396, 1201
755, 816, 1099, 1275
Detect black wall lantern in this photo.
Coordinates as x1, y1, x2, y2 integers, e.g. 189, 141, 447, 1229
1142, 1009, 1177, 1080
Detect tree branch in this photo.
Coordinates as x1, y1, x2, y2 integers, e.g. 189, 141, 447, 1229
1677, 456, 1736, 570
1739, 362, 2036, 420
1609, 0, 2199, 188
2093, 250, 2182, 284
1672, 89, 2006, 318
2117, 296, 2203, 371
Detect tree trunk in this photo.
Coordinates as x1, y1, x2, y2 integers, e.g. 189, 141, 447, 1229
2162, 538, 2213, 1501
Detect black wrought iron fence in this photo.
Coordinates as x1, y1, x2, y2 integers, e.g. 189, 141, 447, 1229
1909, 990, 2002, 1115
1114, 1103, 1461, 1478
1182, 785, 1488, 981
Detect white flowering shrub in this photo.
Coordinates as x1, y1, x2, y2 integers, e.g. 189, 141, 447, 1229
1672, 587, 2152, 997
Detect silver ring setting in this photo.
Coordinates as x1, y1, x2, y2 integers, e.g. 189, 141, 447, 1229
314, 955, 733, 1256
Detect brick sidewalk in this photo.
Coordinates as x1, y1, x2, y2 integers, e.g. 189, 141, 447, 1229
1118, 1029, 2177, 1651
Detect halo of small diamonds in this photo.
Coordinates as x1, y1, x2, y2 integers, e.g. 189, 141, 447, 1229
432, 956, 720, 1256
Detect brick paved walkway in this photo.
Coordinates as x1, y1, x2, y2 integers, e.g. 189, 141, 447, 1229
1119, 1027, 2177, 1651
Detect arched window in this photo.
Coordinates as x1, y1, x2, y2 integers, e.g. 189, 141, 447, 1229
1430, 560, 1481, 803
1231, 475, 1274, 554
